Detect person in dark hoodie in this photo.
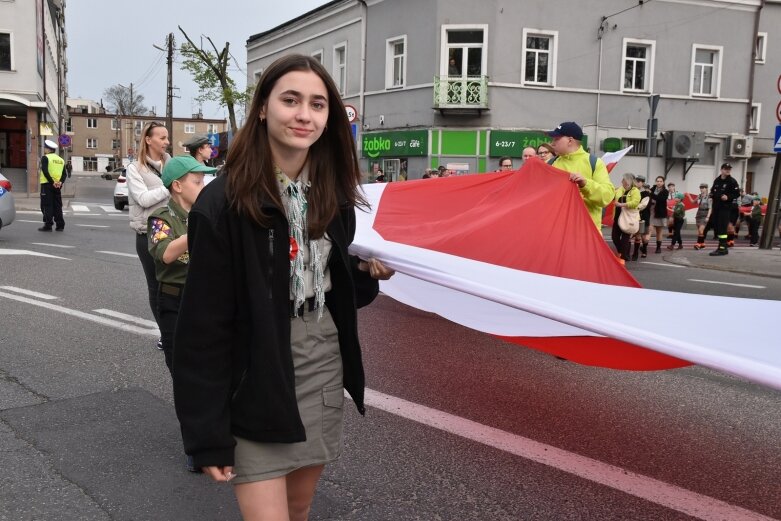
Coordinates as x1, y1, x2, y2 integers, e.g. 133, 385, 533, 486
172, 54, 394, 521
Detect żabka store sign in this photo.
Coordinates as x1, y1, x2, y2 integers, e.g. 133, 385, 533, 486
362, 131, 428, 158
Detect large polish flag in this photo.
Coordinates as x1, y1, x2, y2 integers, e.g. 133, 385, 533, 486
349, 159, 781, 391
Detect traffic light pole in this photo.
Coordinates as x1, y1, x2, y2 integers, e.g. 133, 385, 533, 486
759, 152, 780, 249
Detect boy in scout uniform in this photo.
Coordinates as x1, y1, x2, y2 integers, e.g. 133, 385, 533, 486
148, 155, 215, 373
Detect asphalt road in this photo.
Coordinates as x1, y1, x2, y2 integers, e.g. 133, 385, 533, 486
1, 175, 779, 520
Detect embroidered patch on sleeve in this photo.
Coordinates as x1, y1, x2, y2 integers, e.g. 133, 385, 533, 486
150, 219, 171, 245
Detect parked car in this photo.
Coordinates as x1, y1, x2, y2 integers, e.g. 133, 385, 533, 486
102, 166, 126, 181
0, 171, 16, 231
114, 172, 128, 210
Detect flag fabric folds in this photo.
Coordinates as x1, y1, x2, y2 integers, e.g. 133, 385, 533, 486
349, 159, 781, 390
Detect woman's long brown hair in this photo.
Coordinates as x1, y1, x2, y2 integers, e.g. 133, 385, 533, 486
224, 54, 364, 239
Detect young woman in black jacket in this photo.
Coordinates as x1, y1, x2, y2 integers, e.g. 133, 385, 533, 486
648, 176, 669, 253
172, 54, 393, 520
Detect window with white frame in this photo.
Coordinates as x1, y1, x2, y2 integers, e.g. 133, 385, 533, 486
755, 32, 767, 64
112, 139, 121, 149
65, 118, 72, 132
311, 50, 323, 63
0, 32, 11, 71
690, 45, 722, 97
441, 25, 487, 78
207, 123, 217, 133
522, 29, 556, 86
111, 118, 120, 130
86, 138, 97, 149
134, 121, 142, 136
385, 36, 406, 89
184, 123, 195, 134
749, 103, 761, 133
87, 118, 98, 129
622, 39, 654, 92
333, 43, 347, 95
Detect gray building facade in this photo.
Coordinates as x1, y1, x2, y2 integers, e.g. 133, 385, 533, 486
247, 0, 780, 196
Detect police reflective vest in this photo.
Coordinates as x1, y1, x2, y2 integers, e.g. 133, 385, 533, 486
39, 153, 65, 184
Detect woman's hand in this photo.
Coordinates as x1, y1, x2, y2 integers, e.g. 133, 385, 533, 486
202, 465, 236, 482
358, 258, 395, 280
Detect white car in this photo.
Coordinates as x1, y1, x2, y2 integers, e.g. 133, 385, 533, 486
114, 171, 128, 210
0, 171, 16, 231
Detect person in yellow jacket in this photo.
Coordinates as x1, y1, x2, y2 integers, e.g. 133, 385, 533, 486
38, 139, 66, 231
547, 122, 614, 230
612, 173, 641, 263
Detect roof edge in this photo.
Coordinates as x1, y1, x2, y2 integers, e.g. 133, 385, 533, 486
246, 0, 350, 44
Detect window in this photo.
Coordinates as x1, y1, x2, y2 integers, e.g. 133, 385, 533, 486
184, 123, 195, 134
333, 43, 347, 95
311, 49, 323, 63
0, 32, 12, 71
253, 69, 263, 84
441, 25, 487, 78
385, 36, 406, 89
622, 39, 654, 93
112, 139, 121, 149
86, 138, 97, 149
522, 29, 556, 86
755, 32, 767, 64
207, 123, 217, 134
111, 118, 120, 130
134, 120, 142, 136
690, 45, 722, 97
750, 103, 761, 134
65, 118, 72, 132
87, 118, 98, 129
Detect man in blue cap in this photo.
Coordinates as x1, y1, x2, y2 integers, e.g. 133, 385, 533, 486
547, 122, 614, 230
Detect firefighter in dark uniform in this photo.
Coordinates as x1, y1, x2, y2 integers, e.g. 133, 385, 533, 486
708, 163, 740, 256
38, 139, 66, 231
147, 155, 215, 373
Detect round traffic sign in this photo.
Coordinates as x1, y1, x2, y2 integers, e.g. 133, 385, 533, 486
58, 134, 71, 147
777, 74, 781, 95
210, 146, 219, 159
776, 99, 781, 124
345, 104, 357, 123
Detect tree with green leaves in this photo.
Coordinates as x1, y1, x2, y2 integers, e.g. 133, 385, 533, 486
178, 26, 252, 133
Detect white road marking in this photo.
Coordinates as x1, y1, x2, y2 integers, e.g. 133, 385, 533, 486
75, 224, 109, 228
18, 219, 43, 223
69, 213, 99, 216
0, 286, 58, 300
639, 261, 687, 268
0, 290, 158, 336
98, 205, 121, 213
92, 309, 158, 328
71, 204, 90, 212
15, 211, 41, 215
360, 389, 776, 521
0, 249, 69, 259
30, 242, 75, 249
688, 279, 766, 289
95, 250, 136, 258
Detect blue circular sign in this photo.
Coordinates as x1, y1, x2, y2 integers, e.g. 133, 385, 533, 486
58, 134, 72, 147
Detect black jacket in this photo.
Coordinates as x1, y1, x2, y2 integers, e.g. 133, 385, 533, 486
710, 175, 740, 209
650, 187, 669, 218
172, 176, 379, 468
639, 188, 652, 223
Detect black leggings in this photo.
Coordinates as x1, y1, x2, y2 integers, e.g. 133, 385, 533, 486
612, 220, 631, 260
135, 233, 160, 327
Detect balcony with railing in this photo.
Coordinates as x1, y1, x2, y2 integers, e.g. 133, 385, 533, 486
433, 75, 489, 115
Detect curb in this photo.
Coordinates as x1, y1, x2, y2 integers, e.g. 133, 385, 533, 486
662, 252, 781, 280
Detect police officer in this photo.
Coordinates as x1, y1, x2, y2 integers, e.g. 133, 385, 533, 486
38, 139, 66, 231
182, 134, 213, 165
708, 162, 740, 256
147, 155, 215, 373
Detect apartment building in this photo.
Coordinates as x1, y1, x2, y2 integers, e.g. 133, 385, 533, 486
65, 99, 226, 171
0, 0, 67, 193
246, 0, 780, 195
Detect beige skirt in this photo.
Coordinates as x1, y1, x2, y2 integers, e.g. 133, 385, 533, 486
232, 306, 344, 484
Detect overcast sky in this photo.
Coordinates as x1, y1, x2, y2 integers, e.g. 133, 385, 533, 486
66, 0, 328, 121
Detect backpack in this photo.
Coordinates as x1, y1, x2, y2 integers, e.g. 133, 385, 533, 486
548, 154, 598, 175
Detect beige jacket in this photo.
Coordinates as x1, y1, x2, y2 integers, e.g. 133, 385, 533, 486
127, 155, 170, 234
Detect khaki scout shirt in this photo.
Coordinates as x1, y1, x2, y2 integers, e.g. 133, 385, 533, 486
148, 199, 189, 286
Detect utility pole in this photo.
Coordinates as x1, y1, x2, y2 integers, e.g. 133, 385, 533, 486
759, 153, 780, 249
155, 33, 175, 153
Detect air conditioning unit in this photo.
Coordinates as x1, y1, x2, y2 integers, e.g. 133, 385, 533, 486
727, 135, 753, 158
665, 131, 705, 160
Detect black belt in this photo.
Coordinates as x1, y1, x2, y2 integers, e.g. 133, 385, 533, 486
290, 296, 317, 317
160, 282, 183, 297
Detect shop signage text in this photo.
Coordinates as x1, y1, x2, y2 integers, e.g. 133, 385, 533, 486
362, 130, 428, 158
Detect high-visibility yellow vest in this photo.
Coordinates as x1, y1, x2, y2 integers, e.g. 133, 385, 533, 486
39, 153, 65, 184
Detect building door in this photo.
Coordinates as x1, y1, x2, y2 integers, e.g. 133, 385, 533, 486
382, 158, 400, 182
443, 28, 486, 104
745, 171, 754, 194
9, 132, 26, 168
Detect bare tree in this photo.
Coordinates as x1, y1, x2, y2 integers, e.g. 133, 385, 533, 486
178, 26, 251, 133
103, 84, 148, 116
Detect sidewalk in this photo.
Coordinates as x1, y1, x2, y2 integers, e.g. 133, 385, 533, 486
12, 171, 100, 211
